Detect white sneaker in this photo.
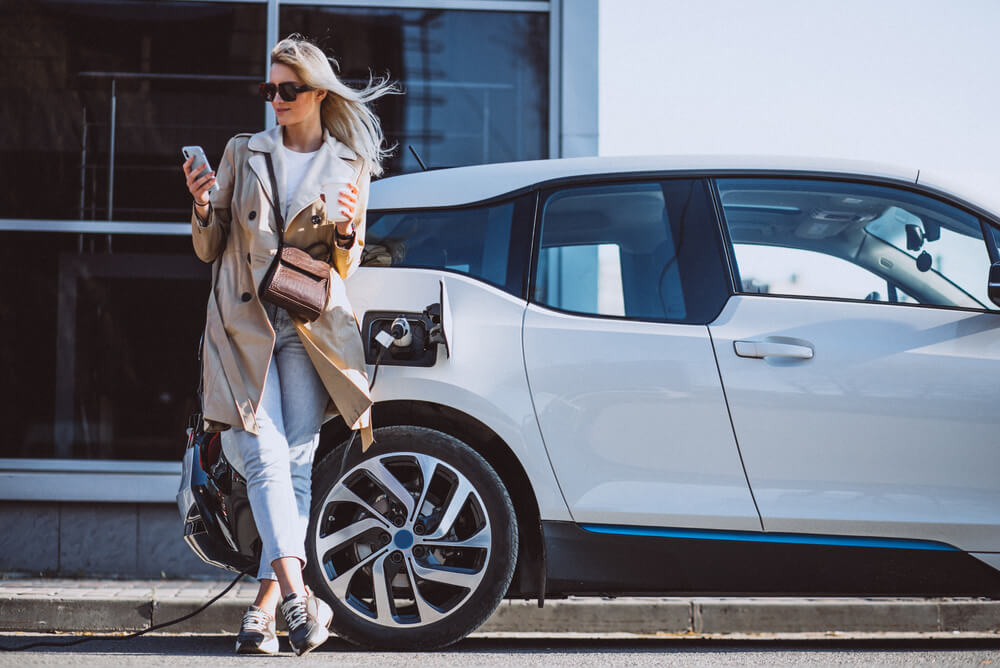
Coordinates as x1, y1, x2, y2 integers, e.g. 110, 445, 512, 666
235, 605, 279, 655
280, 588, 333, 656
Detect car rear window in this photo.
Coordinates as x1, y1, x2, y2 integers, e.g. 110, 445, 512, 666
362, 194, 532, 297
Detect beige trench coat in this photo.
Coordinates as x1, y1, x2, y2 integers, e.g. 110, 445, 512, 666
191, 125, 374, 450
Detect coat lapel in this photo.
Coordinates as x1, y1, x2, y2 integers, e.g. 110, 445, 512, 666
247, 126, 359, 229
247, 126, 282, 222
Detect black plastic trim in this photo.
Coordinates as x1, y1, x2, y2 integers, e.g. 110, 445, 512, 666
183, 435, 260, 574
542, 521, 1000, 598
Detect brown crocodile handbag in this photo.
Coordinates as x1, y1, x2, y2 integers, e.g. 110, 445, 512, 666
258, 152, 330, 321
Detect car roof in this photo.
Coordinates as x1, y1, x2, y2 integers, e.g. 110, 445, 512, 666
369, 154, 923, 210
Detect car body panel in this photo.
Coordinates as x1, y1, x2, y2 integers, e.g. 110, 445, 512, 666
345, 266, 573, 522
709, 294, 1000, 552
522, 303, 761, 530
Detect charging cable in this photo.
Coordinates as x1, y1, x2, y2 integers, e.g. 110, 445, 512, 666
0, 569, 250, 652
369, 316, 410, 393
337, 319, 398, 477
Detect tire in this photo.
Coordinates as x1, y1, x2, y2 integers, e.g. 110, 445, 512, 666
303, 425, 518, 650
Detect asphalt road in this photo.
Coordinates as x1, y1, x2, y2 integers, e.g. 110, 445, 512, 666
1, 634, 999, 667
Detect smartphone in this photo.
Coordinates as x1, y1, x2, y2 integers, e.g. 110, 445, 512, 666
182, 145, 219, 196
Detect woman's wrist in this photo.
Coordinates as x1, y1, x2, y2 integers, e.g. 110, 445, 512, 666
193, 200, 210, 225
334, 223, 356, 248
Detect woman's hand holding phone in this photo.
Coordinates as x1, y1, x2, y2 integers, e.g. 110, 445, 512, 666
182, 152, 217, 221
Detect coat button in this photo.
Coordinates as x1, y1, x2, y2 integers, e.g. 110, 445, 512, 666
311, 214, 322, 225
248, 210, 257, 220
241, 292, 252, 302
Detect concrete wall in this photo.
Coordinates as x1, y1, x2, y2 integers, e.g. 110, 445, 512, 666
0, 502, 218, 578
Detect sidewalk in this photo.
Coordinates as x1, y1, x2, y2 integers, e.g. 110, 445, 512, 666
1, 578, 998, 636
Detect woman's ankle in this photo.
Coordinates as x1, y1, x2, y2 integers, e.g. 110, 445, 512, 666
253, 578, 281, 615
271, 556, 307, 599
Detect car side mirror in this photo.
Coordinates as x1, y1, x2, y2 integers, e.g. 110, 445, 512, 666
989, 262, 1000, 307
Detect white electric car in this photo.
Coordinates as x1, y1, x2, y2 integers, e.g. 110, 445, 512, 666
179, 155, 1000, 650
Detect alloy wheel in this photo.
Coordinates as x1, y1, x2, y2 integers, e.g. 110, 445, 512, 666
313, 451, 493, 628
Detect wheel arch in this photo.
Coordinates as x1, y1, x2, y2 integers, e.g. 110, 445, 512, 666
316, 399, 545, 600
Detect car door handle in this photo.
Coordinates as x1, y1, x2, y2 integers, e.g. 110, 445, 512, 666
734, 340, 814, 360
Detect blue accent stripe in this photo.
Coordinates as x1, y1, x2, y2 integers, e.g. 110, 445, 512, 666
579, 524, 958, 552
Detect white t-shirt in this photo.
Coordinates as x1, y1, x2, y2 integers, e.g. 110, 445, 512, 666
282, 144, 319, 219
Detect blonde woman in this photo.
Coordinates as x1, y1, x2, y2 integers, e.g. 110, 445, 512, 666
182, 35, 398, 656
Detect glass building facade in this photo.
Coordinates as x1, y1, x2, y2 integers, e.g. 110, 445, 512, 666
0, 0, 552, 464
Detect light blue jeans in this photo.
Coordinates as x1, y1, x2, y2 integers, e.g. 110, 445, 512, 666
221, 302, 328, 582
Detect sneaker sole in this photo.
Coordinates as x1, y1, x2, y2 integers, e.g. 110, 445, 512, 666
292, 626, 330, 656
236, 636, 280, 655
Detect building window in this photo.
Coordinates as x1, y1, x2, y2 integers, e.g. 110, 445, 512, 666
280, 5, 550, 174
0, 229, 208, 460
2, 0, 267, 223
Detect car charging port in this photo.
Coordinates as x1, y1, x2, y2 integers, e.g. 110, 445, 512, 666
362, 308, 439, 367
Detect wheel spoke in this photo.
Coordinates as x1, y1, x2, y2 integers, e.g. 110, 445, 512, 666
316, 517, 385, 557
329, 547, 388, 600
370, 553, 395, 624
421, 524, 491, 550
366, 459, 415, 517
410, 559, 485, 590
409, 453, 439, 523
425, 478, 474, 539
404, 557, 446, 624
329, 482, 392, 526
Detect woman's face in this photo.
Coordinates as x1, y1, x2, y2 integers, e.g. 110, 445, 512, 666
268, 63, 326, 127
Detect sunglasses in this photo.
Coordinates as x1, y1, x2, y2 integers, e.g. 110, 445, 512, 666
258, 81, 315, 102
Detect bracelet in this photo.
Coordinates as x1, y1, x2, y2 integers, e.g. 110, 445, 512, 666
334, 228, 356, 249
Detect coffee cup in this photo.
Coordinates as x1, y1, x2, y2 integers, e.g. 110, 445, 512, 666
320, 182, 352, 223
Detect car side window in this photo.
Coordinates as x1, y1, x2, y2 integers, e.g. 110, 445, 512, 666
362, 194, 532, 297
716, 178, 997, 310
532, 179, 729, 323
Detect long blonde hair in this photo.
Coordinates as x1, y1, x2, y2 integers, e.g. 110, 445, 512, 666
271, 34, 401, 177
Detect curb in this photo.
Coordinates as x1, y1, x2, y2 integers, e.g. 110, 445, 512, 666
1, 589, 999, 635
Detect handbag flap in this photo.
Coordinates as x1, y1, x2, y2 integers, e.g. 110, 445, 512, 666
278, 245, 331, 281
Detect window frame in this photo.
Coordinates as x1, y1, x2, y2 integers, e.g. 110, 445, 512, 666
708, 174, 1000, 315
526, 176, 731, 325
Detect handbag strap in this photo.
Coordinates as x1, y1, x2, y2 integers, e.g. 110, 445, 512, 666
263, 152, 285, 244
